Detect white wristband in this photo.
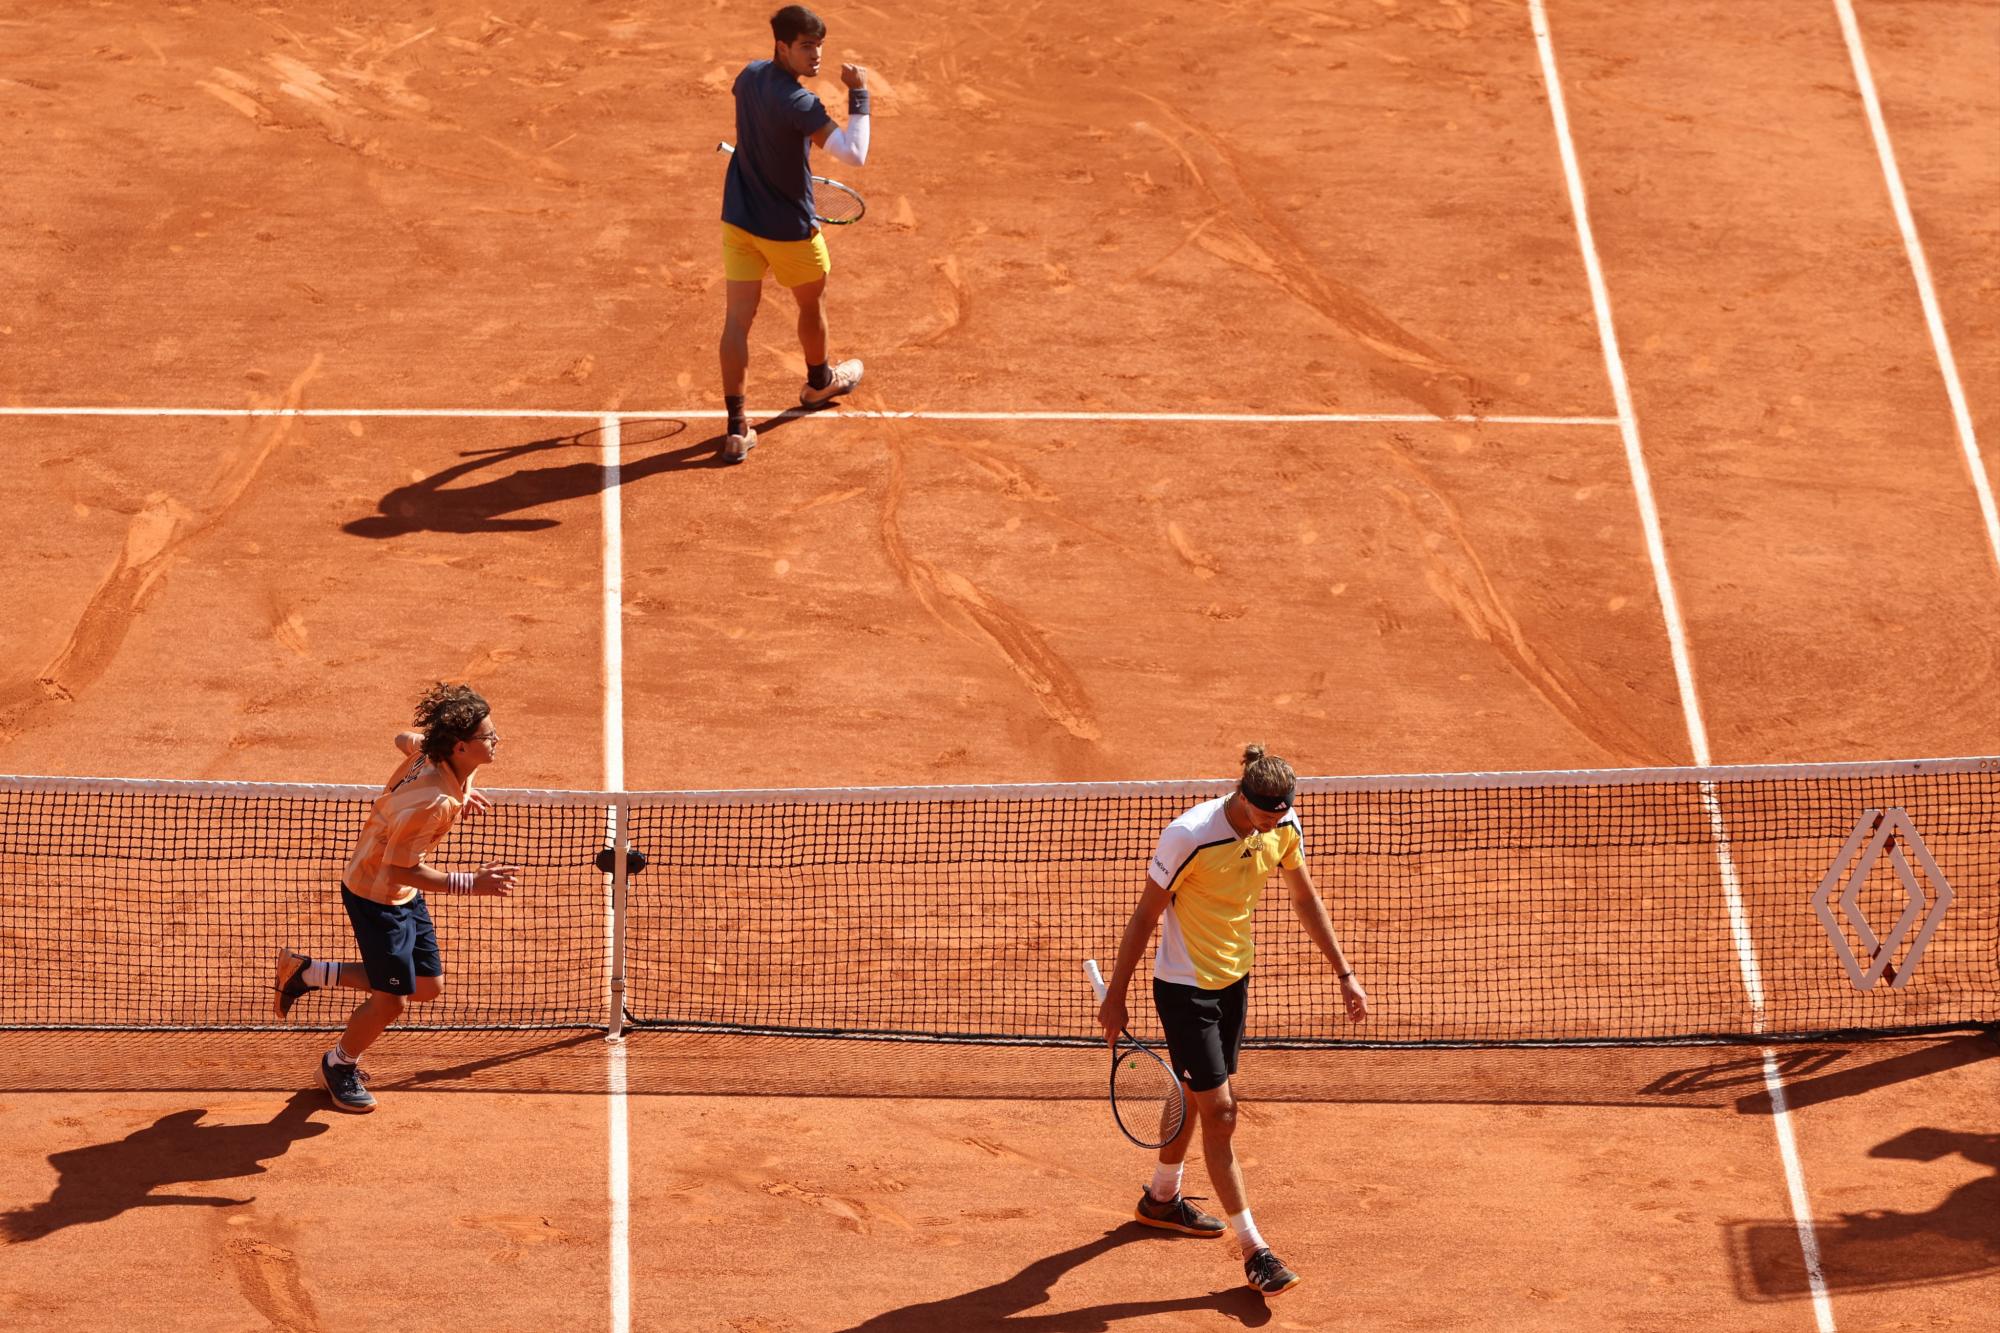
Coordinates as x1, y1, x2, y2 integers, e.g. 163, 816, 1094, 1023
446, 871, 475, 894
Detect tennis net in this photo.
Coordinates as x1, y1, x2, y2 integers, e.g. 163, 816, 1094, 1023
2, 758, 1995, 1045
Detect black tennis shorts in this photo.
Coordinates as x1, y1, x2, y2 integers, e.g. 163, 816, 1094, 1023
1152, 974, 1249, 1094
341, 885, 442, 997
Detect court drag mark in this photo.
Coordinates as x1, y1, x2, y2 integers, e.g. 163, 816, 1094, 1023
0, 359, 322, 744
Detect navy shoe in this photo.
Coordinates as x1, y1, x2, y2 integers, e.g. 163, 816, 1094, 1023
317, 1054, 376, 1113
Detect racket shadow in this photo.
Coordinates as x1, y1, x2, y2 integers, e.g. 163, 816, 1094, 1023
834, 1222, 1272, 1331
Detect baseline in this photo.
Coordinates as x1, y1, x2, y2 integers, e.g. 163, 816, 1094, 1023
0, 406, 1619, 426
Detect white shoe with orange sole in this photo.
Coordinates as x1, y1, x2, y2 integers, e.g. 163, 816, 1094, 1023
799, 358, 864, 408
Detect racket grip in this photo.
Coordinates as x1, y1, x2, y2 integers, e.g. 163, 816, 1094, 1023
1083, 958, 1108, 1003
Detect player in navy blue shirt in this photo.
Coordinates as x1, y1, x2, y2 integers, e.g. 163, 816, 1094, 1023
719, 6, 873, 463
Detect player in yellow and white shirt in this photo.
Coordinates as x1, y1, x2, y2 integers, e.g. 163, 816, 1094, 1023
1097, 744, 1369, 1298
271, 682, 517, 1112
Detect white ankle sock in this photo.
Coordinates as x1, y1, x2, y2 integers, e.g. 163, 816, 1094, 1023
329, 1041, 359, 1066
1229, 1210, 1266, 1253
304, 960, 341, 989
1148, 1162, 1183, 1202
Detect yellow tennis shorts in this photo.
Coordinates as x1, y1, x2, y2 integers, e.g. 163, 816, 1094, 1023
721, 222, 831, 288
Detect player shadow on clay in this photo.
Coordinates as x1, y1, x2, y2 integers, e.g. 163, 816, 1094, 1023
0, 1091, 330, 1243
1724, 1126, 2000, 1301
341, 411, 812, 538
835, 1223, 1273, 1331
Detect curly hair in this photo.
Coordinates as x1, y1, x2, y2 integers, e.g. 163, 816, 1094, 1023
1239, 743, 1297, 806
413, 682, 490, 763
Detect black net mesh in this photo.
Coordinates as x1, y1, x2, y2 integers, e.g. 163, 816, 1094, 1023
3, 761, 1996, 1045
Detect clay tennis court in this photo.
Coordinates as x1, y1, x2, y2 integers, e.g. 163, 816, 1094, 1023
2, 2, 1997, 1329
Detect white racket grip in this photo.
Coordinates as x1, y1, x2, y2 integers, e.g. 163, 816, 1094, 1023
1083, 958, 1108, 1003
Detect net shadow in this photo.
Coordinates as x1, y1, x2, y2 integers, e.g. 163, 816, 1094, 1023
3, 1031, 1987, 1105
1728, 1031, 2000, 1114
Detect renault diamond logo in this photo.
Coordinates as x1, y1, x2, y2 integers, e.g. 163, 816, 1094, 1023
1811, 808, 1953, 991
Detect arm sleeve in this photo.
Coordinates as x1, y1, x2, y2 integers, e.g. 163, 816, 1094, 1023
1147, 824, 1197, 890
821, 114, 869, 167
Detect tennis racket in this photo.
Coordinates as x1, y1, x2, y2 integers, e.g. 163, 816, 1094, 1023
1084, 958, 1187, 1150
716, 141, 866, 226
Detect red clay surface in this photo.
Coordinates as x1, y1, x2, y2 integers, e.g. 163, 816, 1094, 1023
1, 415, 605, 786
1, 2, 1996, 1330
1551, 0, 2000, 764
618, 417, 1690, 788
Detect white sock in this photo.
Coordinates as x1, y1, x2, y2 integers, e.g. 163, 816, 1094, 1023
1229, 1209, 1266, 1254
1148, 1161, 1183, 1202
328, 1041, 359, 1066
304, 960, 342, 989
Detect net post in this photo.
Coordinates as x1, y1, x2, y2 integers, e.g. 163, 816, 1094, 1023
606, 797, 631, 1040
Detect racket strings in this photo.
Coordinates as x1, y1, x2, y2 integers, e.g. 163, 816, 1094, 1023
1111, 1042, 1186, 1147
813, 177, 865, 224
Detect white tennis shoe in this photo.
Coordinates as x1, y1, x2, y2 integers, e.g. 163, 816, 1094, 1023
800, 359, 863, 408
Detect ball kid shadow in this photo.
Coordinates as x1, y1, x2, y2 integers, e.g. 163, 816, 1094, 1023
0, 1091, 331, 1243
341, 412, 808, 538
1725, 1125, 2000, 1300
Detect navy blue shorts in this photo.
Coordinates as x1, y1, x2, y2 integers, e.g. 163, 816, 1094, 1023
341, 885, 442, 996
1153, 975, 1249, 1094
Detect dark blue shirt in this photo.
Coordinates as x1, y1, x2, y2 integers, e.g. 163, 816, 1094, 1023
721, 60, 833, 242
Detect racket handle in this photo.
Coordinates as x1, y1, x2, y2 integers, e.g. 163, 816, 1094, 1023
1083, 958, 1108, 1003
717, 141, 735, 154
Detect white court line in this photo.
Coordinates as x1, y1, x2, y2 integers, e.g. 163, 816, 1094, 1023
1527, 3, 1834, 1328
1834, 0, 2000, 576
1526, 2, 1707, 751
0, 404, 1616, 425
600, 414, 632, 1333
1763, 1060, 1832, 1308
608, 1040, 630, 1333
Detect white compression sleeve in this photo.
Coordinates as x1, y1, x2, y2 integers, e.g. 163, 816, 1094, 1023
822, 115, 870, 167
